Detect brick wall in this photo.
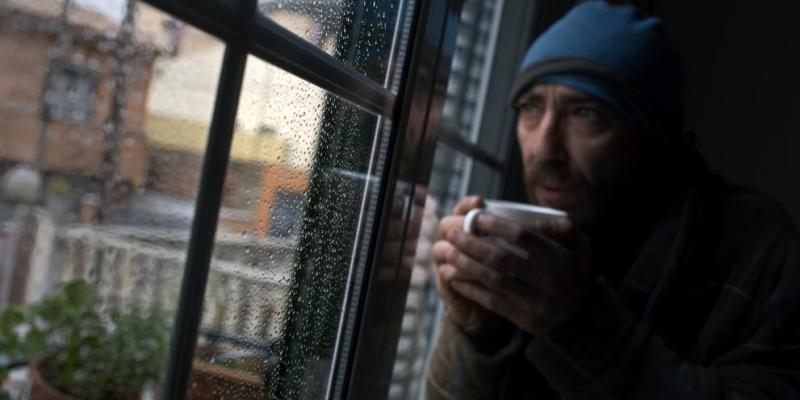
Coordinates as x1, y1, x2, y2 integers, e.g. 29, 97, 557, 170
0, 18, 155, 187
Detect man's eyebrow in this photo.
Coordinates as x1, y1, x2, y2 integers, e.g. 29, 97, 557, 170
517, 92, 545, 104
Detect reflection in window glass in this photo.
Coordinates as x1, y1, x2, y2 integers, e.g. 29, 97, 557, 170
190, 54, 385, 399
442, 0, 499, 143
258, 0, 405, 84
388, 144, 502, 399
0, 1, 223, 398
388, 0, 504, 397
428, 144, 472, 215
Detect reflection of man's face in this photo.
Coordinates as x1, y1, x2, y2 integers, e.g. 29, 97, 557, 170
515, 84, 644, 226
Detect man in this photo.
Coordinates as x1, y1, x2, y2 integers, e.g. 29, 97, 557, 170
426, 2, 800, 399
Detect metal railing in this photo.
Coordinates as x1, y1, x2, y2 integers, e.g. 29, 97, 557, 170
21, 214, 294, 345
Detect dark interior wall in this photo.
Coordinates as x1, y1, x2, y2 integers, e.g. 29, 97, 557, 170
655, 0, 800, 225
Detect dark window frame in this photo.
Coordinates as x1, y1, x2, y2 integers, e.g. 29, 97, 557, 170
138, 0, 464, 399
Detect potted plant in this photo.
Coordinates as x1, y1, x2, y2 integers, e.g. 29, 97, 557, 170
0, 279, 169, 399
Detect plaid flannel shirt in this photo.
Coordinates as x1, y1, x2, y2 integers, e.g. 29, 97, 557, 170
426, 167, 800, 399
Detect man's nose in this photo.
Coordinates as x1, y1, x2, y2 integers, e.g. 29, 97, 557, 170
533, 110, 567, 160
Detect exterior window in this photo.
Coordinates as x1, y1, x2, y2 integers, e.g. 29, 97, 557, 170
46, 66, 98, 122
387, 0, 523, 398
258, 0, 402, 84
0, 1, 224, 398
0, 0, 462, 399
268, 189, 304, 238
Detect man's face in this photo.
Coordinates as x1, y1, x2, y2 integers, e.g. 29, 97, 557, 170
515, 84, 644, 226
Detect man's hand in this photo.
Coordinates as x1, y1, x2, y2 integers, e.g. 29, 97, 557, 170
444, 211, 593, 336
432, 196, 509, 345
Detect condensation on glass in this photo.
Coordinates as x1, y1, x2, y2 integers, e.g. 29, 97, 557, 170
258, 0, 406, 84
1, 0, 421, 398
0, 0, 223, 398
181, 49, 387, 398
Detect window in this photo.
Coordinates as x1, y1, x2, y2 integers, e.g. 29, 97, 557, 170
386, 0, 540, 398
268, 190, 304, 238
387, 1, 504, 398
0, 1, 470, 400
46, 65, 98, 122
257, 0, 402, 84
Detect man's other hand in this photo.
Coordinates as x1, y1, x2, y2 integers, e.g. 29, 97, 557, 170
445, 211, 593, 336
432, 196, 509, 346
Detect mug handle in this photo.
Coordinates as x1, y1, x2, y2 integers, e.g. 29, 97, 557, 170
462, 208, 529, 259
462, 208, 484, 234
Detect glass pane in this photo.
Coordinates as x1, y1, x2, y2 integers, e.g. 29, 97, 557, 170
428, 144, 472, 215
257, 0, 408, 85
387, 144, 501, 399
386, 0, 506, 394
0, 1, 224, 398
187, 54, 385, 399
468, 159, 504, 201
442, 0, 500, 143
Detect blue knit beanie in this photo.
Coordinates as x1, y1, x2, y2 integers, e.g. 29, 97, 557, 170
510, 1, 684, 136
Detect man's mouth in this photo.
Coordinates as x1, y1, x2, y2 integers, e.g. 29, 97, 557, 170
535, 184, 576, 205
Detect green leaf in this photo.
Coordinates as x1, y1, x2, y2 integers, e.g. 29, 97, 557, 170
20, 329, 47, 357
3, 279, 171, 399
63, 280, 94, 310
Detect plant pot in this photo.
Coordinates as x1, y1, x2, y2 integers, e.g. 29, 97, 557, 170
28, 359, 72, 400
189, 360, 266, 400
28, 358, 140, 400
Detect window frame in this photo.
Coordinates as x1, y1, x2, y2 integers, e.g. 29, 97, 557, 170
137, 0, 464, 399
331, 1, 468, 397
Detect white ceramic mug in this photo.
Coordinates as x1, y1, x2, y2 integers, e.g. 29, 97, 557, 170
462, 199, 568, 259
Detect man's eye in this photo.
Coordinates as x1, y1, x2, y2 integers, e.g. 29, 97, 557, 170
568, 105, 612, 133
516, 102, 541, 118
574, 106, 601, 120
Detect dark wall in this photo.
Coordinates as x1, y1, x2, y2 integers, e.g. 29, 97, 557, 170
656, 0, 800, 225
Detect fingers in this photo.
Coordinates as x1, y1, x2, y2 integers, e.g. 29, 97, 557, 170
436, 231, 533, 297
451, 280, 515, 321
444, 229, 495, 263
434, 264, 464, 314
433, 238, 495, 286
437, 215, 464, 239
434, 262, 488, 325
434, 263, 457, 300
445, 243, 528, 295
441, 228, 533, 283
432, 239, 454, 264
473, 213, 563, 251
473, 213, 527, 242
436, 196, 485, 239
452, 195, 485, 216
